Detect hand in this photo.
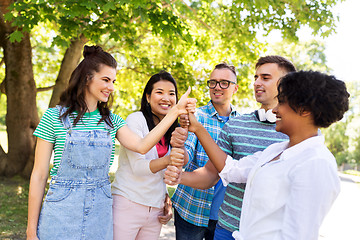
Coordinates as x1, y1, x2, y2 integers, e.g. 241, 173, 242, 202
158, 194, 173, 224
170, 148, 185, 167
185, 99, 196, 114
164, 165, 181, 185
178, 114, 189, 129
176, 87, 197, 115
170, 127, 188, 148
187, 113, 201, 133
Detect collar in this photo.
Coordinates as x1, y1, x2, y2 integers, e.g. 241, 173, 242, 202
282, 134, 324, 160
205, 100, 238, 118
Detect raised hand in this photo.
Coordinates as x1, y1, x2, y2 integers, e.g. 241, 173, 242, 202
164, 165, 181, 185
187, 112, 201, 133
175, 87, 197, 115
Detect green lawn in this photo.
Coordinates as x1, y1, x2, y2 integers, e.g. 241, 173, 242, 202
0, 176, 28, 240
344, 169, 360, 176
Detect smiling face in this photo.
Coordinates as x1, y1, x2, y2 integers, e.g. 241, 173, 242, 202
254, 63, 286, 110
272, 99, 301, 136
147, 80, 177, 122
208, 68, 238, 107
85, 64, 116, 111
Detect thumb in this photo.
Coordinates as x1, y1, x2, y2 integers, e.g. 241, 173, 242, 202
179, 86, 191, 102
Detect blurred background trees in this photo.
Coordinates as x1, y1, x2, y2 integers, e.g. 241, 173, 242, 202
1, 0, 357, 178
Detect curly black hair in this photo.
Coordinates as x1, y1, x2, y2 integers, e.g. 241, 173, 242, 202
277, 70, 350, 128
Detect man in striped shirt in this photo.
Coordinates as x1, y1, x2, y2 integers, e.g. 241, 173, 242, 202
166, 55, 296, 239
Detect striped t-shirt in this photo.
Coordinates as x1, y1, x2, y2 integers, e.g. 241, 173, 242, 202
33, 107, 126, 176
217, 112, 288, 232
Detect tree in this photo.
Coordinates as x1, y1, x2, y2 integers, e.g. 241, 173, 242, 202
0, 0, 341, 178
0, 0, 39, 177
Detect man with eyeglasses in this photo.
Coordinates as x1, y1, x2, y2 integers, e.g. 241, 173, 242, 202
167, 55, 296, 240
171, 63, 240, 240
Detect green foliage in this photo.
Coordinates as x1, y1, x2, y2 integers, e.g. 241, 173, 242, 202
167, 186, 176, 198
321, 121, 349, 165
1, 0, 347, 164
30, 24, 65, 114
344, 170, 360, 177
3, 0, 340, 119
7, 0, 192, 49
266, 40, 330, 72
8, 30, 24, 42
344, 81, 360, 165
322, 81, 360, 166
0, 95, 6, 127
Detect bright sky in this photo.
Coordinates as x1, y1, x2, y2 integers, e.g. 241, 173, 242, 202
320, 0, 360, 82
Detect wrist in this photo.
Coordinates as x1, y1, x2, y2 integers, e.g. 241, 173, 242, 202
26, 228, 37, 238
171, 105, 180, 116
193, 122, 201, 134
166, 155, 171, 166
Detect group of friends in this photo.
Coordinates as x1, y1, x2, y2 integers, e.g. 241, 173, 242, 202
26, 45, 350, 240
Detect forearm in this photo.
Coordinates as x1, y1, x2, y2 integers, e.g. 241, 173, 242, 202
149, 155, 170, 173
27, 138, 52, 238
137, 107, 179, 154
26, 173, 48, 238
181, 169, 219, 189
193, 125, 227, 172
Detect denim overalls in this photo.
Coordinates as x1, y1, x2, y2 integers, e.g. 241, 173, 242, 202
38, 107, 113, 239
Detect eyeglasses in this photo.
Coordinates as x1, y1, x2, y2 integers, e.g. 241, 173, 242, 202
207, 80, 236, 89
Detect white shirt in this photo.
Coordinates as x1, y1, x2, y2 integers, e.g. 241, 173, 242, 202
111, 112, 168, 208
219, 135, 340, 240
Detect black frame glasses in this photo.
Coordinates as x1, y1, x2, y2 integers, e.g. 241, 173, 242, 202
207, 80, 236, 89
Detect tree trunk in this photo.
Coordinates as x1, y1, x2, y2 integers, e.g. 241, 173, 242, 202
0, 1, 39, 178
48, 35, 88, 107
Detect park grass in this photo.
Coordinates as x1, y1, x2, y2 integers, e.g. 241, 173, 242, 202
344, 169, 360, 176
0, 176, 28, 240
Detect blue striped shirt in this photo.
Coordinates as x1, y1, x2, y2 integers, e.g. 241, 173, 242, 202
171, 101, 239, 227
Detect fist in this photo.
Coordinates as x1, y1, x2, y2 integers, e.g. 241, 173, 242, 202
170, 148, 185, 167
164, 165, 181, 185
171, 127, 188, 148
